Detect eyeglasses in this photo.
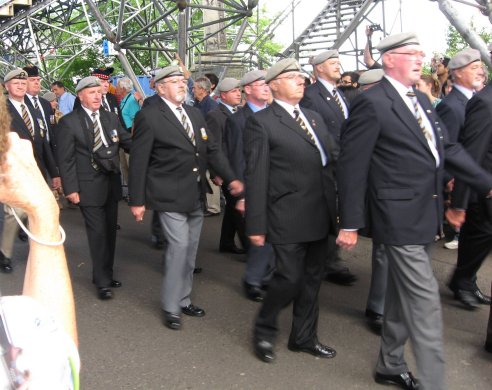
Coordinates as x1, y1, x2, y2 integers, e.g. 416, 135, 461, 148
389, 51, 426, 60
340, 80, 352, 85
274, 73, 305, 81
160, 79, 188, 85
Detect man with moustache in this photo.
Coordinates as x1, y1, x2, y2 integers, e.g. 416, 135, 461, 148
224, 69, 274, 302
245, 58, 337, 363
336, 32, 492, 389
128, 66, 242, 330
74, 68, 120, 116
55, 76, 131, 300
0, 69, 59, 274
300, 49, 357, 287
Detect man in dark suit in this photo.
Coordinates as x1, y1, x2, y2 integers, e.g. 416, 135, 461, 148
55, 76, 131, 300
300, 49, 357, 286
245, 58, 337, 363
336, 33, 492, 390
193, 76, 218, 118
224, 69, 274, 302
128, 66, 242, 331
205, 78, 247, 254
0, 68, 60, 274
446, 73, 492, 310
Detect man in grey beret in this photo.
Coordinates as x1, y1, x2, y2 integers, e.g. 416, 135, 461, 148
300, 49, 358, 287
244, 58, 337, 363
223, 69, 274, 302
129, 65, 242, 330
336, 31, 492, 390
0, 68, 60, 275
55, 76, 132, 300
205, 77, 247, 254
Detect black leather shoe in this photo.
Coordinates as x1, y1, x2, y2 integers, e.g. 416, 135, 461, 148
193, 267, 203, 274
472, 288, 491, 305
365, 309, 383, 333
0, 252, 13, 274
163, 311, 181, 330
97, 288, 113, 300
110, 280, 122, 288
243, 281, 264, 302
254, 340, 276, 363
325, 269, 357, 285
374, 371, 419, 389
485, 341, 492, 354
454, 289, 480, 310
219, 245, 246, 255
288, 342, 336, 359
181, 304, 205, 317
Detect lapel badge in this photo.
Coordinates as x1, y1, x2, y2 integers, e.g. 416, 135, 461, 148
426, 110, 431, 114
110, 129, 119, 143
326, 97, 331, 101
37, 117, 45, 131
200, 127, 208, 140
50, 114, 55, 125
311, 119, 316, 127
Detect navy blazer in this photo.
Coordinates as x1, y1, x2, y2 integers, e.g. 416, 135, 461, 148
435, 87, 469, 143
337, 78, 492, 245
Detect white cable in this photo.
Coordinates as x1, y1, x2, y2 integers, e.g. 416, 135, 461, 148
9, 206, 66, 246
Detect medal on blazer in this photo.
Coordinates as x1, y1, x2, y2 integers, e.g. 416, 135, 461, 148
110, 129, 119, 143
311, 119, 316, 127
37, 118, 45, 138
200, 127, 208, 140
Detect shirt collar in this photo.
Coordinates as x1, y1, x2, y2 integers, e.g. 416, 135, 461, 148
452, 84, 474, 100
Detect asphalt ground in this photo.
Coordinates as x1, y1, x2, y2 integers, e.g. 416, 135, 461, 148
1, 202, 491, 389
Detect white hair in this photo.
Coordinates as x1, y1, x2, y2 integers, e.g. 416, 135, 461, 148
117, 77, 134, 92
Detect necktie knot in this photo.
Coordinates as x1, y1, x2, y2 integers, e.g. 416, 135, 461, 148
406, 91, 416, 98
232, 106, 238, 113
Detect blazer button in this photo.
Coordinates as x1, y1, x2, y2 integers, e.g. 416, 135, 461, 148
196, 153, 199, 157
193, 168, 198, 172
432, 194, 438, 199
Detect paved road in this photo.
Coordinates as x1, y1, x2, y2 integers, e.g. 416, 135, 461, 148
1, 203, 491, 389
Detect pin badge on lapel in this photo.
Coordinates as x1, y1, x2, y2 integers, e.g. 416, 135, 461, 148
426, 110, 431, 114
110, 129, 119, 143
311, 119, 316, 127
326, 97, 331, 101
37, 118, 45, 138
200, 127, 208, 140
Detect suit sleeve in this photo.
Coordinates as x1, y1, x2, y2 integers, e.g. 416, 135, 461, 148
337, 94, 380, 230
244, 115, 269, 236
224, 115, 245, 182
128, 109, 154, 206
450, 95, 492, 209
435, 100, 460, 143
55, 116, 79, 194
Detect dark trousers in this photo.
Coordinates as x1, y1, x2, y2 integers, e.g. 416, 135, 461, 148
80, 200, 118, 288
451, 204, 492, 291
487, 281, 492, 345
219, 187, 248, 250
254, 238, 327, 347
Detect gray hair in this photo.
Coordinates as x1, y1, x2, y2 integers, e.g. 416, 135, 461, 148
194, 77, 212, 94
117, 77, 134, 92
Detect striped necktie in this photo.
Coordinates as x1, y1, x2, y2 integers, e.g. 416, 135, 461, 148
332, 88, 344, 115
101, 96, 110, 112
21, 104, 35, 138
406, 92, 433, 141
91, 112, 103, 151
32, 96, 40, 110
293, 108, 315, 143
176, 106, 195, 145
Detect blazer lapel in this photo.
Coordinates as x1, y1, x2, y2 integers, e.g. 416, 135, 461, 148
158, 100, 195, 147
272, 102, 317, 148
8, 100, 33, 140
77, 108, 94, 147
316, 82, 345, 121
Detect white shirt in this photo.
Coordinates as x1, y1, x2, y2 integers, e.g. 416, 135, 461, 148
161, 97, 194, 133
26, 93, 49, 140
81, 107, 108, 147
453, 84, 474, 100
275, 99, 328, 166
384, 75, 440, 167
9, 98, 37, 135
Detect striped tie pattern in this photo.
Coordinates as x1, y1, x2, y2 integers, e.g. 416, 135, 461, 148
176, 107, 195, 145
293, 108, 315, 143
101, 97, 110, 112
21, 104, 35, 138
32, 96, 40, 110
406, 92, 433, 141
92, 112, 103, 151
332, 88, 344, 115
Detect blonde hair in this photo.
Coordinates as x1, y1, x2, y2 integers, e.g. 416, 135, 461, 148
0, 85, 12, 161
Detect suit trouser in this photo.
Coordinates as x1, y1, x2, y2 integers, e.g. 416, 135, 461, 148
159, 199, 203, 314
80, 200, 118, 288
219, 188, 248, 250
244, 242, 275, 287
151, 211, 165, 242
487, 281, 492, 345
376, 244, 445, 390
366, 243, 388, 315
254, 238, 327, 347
450, 204, 492, 291
0, 205, 27, 259
205, 171, 221, 214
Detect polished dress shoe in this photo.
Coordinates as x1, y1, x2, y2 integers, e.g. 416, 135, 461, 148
365, 309, 383, 333
254, 340, 276, 363
472, 288, 491, 305
110, 280, 122, 288
163, 311, 181, 330
454, 289, 479, 310
243, 281, 264, 302
325, 268, 357, 286
193, 267, 203, 274
219, 245, 246, 255
181, 304, 205, 317
97, 287, 113, 300
288, 342, 336, 359
485, 341, 492, 354
374, 371, 419, 389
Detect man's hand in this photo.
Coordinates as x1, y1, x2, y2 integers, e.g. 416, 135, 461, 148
445, 178, 454, 193
445, 208, 466, 230
235, 198, 245, 215
336, 230, 358, 250
66, 192, 80, 205
52, 176, 62, 190
228, 180, 243, 196
249, 234, 265, 247
131, 205, 146, 222
212, 176, 223, 186
365, 25, 373, 37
